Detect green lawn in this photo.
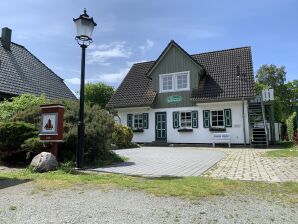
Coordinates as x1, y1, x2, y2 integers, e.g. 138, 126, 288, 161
1, 169, 297, 203
265, 142, 298, 157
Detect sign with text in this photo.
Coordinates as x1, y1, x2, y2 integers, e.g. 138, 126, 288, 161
166, 95, 182, 103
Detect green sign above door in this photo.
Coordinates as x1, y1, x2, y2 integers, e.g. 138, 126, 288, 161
166, 95, 182, 103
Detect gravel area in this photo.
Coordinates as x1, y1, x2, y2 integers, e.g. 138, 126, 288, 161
0, 181, 297, 224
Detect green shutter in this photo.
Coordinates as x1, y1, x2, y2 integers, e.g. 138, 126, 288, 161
224, 109, 232, 127
192, 111, 198, 128
143, 113, 149, 129
203, 110, 210, 128
173, 111, 179, 128
127, 114, 133, 128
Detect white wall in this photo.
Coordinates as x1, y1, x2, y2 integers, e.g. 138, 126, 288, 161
117, 100, 249, 144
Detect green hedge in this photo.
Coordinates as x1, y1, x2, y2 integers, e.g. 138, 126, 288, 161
286, 112, 296, 142
112, 124, 133, 148
0, 121, 38, 152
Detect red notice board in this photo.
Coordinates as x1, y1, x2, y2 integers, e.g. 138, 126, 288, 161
40, 104, 64, 142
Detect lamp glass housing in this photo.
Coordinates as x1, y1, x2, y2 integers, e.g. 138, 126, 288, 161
74, 10, 97, 41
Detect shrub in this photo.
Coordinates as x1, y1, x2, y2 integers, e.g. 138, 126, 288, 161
0, 94, 47, 121
21, 137, 50, 153
0, 122, 38, 157
112, 124, 133, 148
61, 101, 116, 164
2, 94, 119, 166
286, 112, 296, 142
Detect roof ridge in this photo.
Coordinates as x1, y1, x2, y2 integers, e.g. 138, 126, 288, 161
131, 46, 252, 68
191, 46, 251, 56
133, 60, 155, 65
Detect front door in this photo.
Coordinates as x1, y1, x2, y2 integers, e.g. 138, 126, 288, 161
155, 112, 167, 141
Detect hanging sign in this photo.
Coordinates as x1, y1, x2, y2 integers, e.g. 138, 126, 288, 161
167, 95, 182, 103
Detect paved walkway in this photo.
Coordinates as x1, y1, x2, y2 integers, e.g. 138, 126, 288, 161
203, 148, 298, 182
92, 147, 225, 177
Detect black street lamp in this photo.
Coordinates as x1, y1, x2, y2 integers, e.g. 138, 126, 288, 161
73, 9, 97, 168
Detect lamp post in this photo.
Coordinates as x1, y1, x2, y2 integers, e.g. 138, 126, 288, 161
73, 9, 97, 168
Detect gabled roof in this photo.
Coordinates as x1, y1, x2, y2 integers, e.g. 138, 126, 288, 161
191, 47, 255, 101
0, 39, 77, 100
107, 61, 156, 108
146, 40, 204, 77
107, 42, 256, 109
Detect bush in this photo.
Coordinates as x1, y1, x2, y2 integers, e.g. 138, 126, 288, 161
61, 101, 116, 164
286, 112, 296, 142
0, 121, 38, 157
0, 94, 47, 121
112, 124, 133, 148
21, 137, 50, 153
1, 94, 119, 166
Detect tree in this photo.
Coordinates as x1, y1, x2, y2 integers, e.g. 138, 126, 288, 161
256, 64, 286, 90
84, 82, 115, 108
255, 64, 297, 122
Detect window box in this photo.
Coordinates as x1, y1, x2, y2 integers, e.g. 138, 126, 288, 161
132, 128, 144, 132
178, 128, 193, 132
209, 127, 226, 132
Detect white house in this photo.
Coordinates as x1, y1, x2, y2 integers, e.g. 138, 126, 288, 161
107, 40, 259, 145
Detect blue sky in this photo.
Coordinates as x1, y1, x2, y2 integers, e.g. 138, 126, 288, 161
0, 0, 297, 94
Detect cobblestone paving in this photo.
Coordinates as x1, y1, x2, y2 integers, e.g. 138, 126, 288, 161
203, 148, 298, 182
92, 147, 225, 177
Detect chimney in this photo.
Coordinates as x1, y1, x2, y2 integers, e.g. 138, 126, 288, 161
1, 27, 12, 50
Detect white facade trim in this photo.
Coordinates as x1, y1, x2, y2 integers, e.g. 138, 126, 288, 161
117, 100, 249, 144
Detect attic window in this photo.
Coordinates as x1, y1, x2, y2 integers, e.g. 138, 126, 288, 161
159, 71, 190, 93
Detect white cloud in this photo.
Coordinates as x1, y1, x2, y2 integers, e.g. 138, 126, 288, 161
65, 77, 81, 85
87, 67, 130, 86
139, 39, 154, 54
87, 41, 132, 65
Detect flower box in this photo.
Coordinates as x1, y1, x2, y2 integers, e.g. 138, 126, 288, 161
178, 128, 193, 132
132, 128, 144, 132
209, 127, 226, 132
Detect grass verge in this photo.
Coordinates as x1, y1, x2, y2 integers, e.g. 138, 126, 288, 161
0, 169, 297, 203
265, 142, 298, 157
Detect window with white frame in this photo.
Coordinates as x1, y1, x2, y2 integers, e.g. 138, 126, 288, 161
176, 73, 188, 90
180, 111, 192, 128
160, 71, 189, 93
133, 114, 143, 129
161, 75, 173, 92
211, 110, 224, 127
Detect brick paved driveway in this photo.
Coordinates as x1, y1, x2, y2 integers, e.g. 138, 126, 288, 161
92, 147, 225, 177
203, 148, 298, 182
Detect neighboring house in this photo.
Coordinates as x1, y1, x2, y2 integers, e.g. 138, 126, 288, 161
107, 40, 262, 145
0, 27, 76, 101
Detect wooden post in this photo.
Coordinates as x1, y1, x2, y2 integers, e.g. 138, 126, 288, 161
50, 142, 58, 157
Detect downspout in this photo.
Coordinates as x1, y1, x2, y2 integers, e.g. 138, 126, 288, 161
242, 97, 247, 145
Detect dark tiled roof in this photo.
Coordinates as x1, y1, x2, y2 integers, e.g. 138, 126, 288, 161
191, 47, 255, 101
107, 45, 255, 108
0, 40, 77, 100
107, 61, 156, 108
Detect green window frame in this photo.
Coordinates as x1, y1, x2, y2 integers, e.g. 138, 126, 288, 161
173, 111, 180, 128
191, 111, 198, 128
224, 109, 232, 127
203, 110, 210, 128
127, 114, 133, 128
143, 113, 149, 129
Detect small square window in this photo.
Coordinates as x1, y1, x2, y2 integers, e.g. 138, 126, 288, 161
211, 110, 225, 127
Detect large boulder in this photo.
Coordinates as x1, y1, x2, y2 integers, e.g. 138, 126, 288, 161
30, 152, 58, 172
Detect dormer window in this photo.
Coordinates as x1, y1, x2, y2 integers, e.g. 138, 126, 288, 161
159, 71, 190, 93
